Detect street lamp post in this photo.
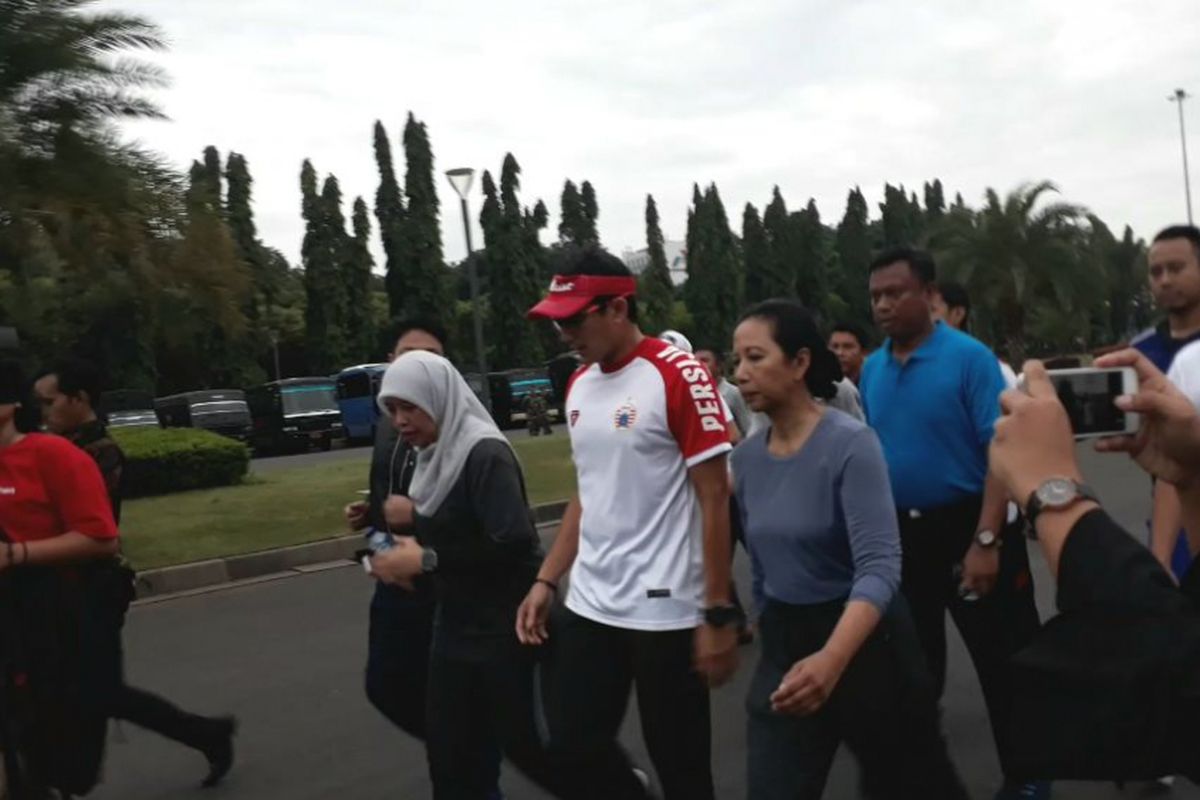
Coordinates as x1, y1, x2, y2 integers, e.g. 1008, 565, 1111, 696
1170, 88, 1194, 225
446, 167, 491, 413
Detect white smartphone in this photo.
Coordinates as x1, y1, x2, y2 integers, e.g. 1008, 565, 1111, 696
1022, 367, 1139, 440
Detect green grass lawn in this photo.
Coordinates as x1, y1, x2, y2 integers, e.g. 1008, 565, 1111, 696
120, 435, 575, 570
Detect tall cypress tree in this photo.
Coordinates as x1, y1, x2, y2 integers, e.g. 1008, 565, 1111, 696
742, 203, 771, 304
346, 197, 376, 360
481, 155, 544, 369
225, 153, 271, 313
301, 161, 350, 373
401, 112, 450, 322
794, 199, 828, 317
924, 179, 946, 224
685, 184, 742, 348
880, 183, 919, 247
373, 120, 407, 317
199, 145, 223, 212
707, 185, 743, 347
762, 187, 797, 297
834, 187, 873, 327
173, 152, 256, 388
580, 180, 599, 243
559, 180, 587, 244
640, 194, 674, 334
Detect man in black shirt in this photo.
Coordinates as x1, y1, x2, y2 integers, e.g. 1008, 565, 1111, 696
35, 359, 236, 789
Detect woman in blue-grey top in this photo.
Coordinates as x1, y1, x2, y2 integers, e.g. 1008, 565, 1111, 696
730, 300, 966, 800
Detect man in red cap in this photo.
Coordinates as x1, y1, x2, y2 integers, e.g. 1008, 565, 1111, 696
515, 245, 738, 800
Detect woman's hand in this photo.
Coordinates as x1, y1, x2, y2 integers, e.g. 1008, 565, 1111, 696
516, 581, 555, 645
368, 537, 423, 589
770, 648, 848, 716
384, 495, 415, 530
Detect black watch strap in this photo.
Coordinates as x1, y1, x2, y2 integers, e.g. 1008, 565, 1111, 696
1024, 480, 1098, 535
704, 604, 746, 629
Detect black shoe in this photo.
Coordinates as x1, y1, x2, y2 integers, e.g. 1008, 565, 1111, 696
201, 716, 237, 789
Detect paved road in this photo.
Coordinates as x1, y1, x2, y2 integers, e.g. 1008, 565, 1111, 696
251, 425, 568, 474
92, 445, 1198, 799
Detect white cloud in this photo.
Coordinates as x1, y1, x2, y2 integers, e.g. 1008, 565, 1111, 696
109, 0, 1200, 271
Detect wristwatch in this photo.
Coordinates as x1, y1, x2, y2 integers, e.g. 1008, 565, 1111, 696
704, 604, 746, 629
1024, 477, 1098, 537
420, 547, 439, 573
974, 529, 1000, 549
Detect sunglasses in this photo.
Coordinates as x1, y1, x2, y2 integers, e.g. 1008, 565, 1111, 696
552, 298, 612, 334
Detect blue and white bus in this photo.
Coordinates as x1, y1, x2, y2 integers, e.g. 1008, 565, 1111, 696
334, 364, 387, 442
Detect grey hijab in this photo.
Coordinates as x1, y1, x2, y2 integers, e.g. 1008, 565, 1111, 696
376, 351, 510, 516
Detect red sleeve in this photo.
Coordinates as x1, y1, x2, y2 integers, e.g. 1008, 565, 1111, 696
41, 437, 118, 540
649, 341, 732, 466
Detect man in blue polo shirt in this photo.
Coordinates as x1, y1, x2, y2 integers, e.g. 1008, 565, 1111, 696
860, 247, 1045, 800
1135, 225, 1200, 582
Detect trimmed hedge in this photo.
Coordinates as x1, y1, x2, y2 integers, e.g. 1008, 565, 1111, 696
112, 427, 250, 498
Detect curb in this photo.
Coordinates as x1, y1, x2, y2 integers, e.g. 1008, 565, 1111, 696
134, 499, 570, 600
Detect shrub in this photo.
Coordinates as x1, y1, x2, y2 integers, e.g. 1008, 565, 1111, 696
112, 427, 250, 497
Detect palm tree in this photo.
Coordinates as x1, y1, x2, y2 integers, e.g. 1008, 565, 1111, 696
0, 0, 170, 387
935, 181, 1094, 362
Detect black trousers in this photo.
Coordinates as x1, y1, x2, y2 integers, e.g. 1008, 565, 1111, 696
111, 684, 224, 751
898, 498, 1042, 777
544, 608, 713, 800
365, 583, 437, 739
425, 643, 565, 800
746, 598, 968, 799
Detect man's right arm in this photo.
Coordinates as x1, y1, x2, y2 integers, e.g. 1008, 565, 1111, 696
537, 493, 581, 583
366, 423, 401, 531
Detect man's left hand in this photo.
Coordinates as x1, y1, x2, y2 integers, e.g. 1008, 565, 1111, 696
959, 541, 1000, 598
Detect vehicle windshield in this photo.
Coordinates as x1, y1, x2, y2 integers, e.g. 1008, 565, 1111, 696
281, 385, 338, 416
190, 400, 250, 419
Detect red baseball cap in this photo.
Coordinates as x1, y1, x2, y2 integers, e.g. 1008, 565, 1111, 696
526, 274, 638, 320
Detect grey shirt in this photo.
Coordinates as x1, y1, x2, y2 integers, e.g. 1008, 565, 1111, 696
731, 409, 901, 613
718, 378, 754, 438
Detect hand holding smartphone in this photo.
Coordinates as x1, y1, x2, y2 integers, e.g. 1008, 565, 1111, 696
1019, 366, 1139, 440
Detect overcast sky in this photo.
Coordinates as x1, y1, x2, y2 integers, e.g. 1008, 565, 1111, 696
109, 0, 1200, 269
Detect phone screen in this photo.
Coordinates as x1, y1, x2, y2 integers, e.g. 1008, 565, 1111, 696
1048, 371, 1126, 436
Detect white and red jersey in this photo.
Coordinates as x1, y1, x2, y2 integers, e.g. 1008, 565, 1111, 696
564, 336, 732, 631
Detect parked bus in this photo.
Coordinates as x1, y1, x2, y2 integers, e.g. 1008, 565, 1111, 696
100, 389, 160, 429
334, 364, 386, 442
155, 390, 251, 442
247, 378, 344, 453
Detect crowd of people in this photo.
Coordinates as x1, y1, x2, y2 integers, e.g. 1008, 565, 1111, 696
4, 227, 1200, 799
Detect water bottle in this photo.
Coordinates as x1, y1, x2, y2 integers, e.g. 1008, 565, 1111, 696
366, 528, 395, 553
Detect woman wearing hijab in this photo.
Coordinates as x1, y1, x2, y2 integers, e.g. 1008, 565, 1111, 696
368, 351, 564, 800
729, 302, 965, 799
0, 361, 129, 797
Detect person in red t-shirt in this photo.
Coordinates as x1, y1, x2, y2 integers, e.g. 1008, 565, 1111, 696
0, 361, 124, 797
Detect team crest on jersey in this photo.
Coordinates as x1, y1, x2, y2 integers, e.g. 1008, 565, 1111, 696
613, 401, 638, 430
569, 410, 580, 427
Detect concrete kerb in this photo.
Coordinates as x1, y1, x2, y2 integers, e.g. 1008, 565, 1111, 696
134, 499, 571, 600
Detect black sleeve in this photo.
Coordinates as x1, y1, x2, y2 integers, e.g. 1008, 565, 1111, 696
366, 425, 405, 532
1057, 508, 1187, 616
420, 439, 538, 571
